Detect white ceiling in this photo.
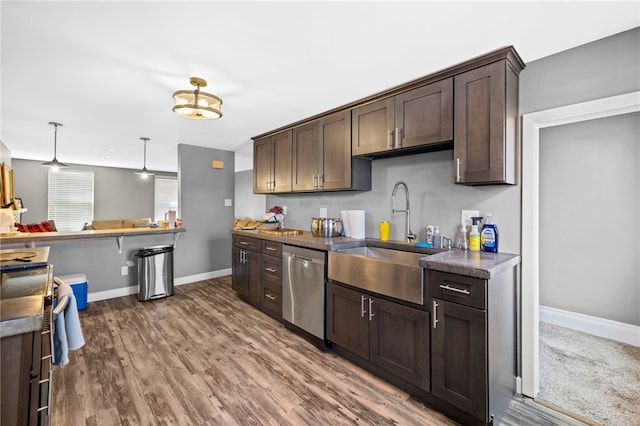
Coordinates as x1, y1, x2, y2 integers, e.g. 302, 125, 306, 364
2, 1, 639, 173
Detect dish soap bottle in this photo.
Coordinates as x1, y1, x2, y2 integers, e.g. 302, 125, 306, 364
469, 217, 482, 251
481, 213, 499, 253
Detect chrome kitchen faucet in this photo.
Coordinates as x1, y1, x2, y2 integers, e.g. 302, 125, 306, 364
391, 181, 417, 244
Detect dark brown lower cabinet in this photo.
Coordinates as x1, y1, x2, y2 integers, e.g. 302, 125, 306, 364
231, 246, 260, 305
1, 304, 52, 426
326, 281, 429, 391
431, 298, 487, 421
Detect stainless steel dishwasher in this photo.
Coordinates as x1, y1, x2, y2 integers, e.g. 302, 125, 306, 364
282, 245, 326, 344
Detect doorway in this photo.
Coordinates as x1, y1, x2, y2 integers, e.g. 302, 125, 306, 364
520, 90, 640, 397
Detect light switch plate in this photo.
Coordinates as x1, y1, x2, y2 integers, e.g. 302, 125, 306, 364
461, 210, 480, 226
319, 208, 327, 218
224, 199, 233, 207
121, 266, 128, 276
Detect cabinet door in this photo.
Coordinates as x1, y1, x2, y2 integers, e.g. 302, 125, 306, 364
320, 111, 351, 190
395, 78, 453, 149
292, 122, 320, 191
253, 137, 272, 194
431, 298, 488, 422
232, 247, 261, 304
454, 60, 516, 185
231, 247, 249, 296
352, 98, 395, 156
326, 282, 369, 359
271, 130, 292, 193
369, 297, 430, 391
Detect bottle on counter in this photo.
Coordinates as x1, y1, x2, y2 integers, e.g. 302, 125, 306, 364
469, 217, 482, 251
481, 213, 499, 253
425, 225, 434, 246
458, 224, 469, 250
433, 226, 441, 249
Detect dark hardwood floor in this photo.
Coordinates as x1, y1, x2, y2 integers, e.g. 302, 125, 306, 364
52, 277, 587, 425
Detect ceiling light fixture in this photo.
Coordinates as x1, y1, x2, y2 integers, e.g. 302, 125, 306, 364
42, 121, 68, 172
172, 77, 222, 120
134, 137, 154, 179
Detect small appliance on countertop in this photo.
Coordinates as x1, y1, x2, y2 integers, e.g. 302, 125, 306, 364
0, 246, 50, 271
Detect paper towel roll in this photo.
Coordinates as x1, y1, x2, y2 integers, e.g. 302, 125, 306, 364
347, 210, 365, 239
340, 210, 351, 237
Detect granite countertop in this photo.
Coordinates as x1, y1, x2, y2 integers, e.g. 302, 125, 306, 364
420, 250, 521, 279
0, 227, 185, 246
232, 229, 366, 251
0, 265, 52, 338
233, 230, 520, 280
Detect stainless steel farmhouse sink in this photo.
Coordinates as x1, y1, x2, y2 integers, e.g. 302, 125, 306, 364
328, 246, 427, 304
1, 266, 52, 300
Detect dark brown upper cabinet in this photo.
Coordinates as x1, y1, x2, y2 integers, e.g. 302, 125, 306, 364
253, 130, 292, 194
292, 111, 371, 192
454, 60, 519, 185
352, 78, 453, 157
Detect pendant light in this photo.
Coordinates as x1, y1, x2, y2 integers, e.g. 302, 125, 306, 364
42, 122, 68, 171
134, 137, 154, 179
172, 77, 222, 120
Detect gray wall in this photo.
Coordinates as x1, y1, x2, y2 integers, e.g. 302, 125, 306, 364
174, 144, 234, 278
12, 158, 176, 226
539, 112, 639, 326
234, 169, 266, 220
520, 27, 639, 115
267, 151, 521, 254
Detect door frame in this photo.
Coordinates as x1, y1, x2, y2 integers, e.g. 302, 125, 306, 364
520, 90, 640, 397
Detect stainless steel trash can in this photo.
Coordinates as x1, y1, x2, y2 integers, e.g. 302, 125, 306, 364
136, 245, 174, 301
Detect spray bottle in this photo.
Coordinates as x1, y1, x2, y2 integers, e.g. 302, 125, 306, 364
469, 217, 482, 251
481, 213, 499, 253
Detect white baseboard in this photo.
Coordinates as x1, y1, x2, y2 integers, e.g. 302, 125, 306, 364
87, 268, 232, 303
540, 305, 640, 347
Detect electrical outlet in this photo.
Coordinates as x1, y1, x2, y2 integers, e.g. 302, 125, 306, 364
319, 207, 327, 218
283, 205, 288, 215
461, 210, 480, 226
224, 198, 232, 207
121, 266, 128, 276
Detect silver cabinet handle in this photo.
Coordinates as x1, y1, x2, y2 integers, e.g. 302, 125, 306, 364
368, 298, 375, 321
266, 180, 271, 192
361, 295, 367, 318
265, 246, 277, 252
265, 293, 277, 301
271, 180, 276, 192
432, 300, 439, 328
395, 127, 401, 148
313, 174, 318, 189
439, 284, 471, 295
388, 129, 393, 148
318, 175, 324, 189
265, 267, 277, 273
239, 241, 249, 246
455, 158, 461, 182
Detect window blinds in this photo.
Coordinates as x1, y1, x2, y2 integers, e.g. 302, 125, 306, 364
48, 170, 94, 231
154, 176, 178, 221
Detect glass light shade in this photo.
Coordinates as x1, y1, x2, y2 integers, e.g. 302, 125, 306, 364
172, 90, 222, 120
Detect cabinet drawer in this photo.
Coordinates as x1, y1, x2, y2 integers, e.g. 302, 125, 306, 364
261, 281, 282, 315
233, 235, 261, 252
429, 271, 486, 310
261, 240, 282, 258
261, 255, 282, 284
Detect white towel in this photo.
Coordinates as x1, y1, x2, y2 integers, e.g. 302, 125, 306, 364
52, 281, 85, 366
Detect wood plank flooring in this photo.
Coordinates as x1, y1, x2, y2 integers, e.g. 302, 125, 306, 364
52, 277, 587, 425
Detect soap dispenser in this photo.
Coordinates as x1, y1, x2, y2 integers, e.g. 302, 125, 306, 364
469, 217, 482, 251
481, 213, 499, 253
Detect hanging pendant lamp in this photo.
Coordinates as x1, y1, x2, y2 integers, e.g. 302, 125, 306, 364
172, 77, 222, 120
134, 137, 154, 179
42, 122, 68, 171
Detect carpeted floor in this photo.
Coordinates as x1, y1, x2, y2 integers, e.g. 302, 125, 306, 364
538, 321, 640, 425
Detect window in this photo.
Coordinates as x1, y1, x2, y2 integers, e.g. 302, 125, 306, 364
154, 176, 178, 221
48, 170, 94, 231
